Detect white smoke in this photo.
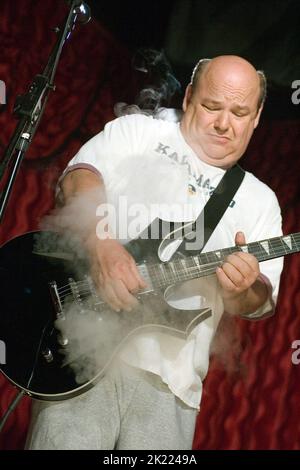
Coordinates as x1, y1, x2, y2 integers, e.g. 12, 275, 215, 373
35, 187, 194, 386
115, 48, 182, 121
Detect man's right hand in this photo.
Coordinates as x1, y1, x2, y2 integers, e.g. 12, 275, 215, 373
59, 169, 147, 311
89, 237, 147, 312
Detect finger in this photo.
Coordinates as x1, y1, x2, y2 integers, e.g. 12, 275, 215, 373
221, 261, 246, 287
111, 279, 139, 311
129, 261, 148, 290
216, 266, 236, 292
229, 252, 259, 274
108, 255, 147, 292
225, 253, 254, 277
118, 266, 143, 293
235, 231, 246, 246
99, 283, 123, 312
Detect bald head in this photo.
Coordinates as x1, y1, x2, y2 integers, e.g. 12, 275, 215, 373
191, 55, 266, 111
181, 54, 265, 168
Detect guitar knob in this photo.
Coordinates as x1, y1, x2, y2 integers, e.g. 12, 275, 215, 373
42, 347, 54, 363
57, 334, 69, 347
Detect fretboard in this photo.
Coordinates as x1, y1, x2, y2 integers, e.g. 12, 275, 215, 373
146, 233, 300, 290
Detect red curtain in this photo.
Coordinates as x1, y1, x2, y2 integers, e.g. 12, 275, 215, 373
195, 120, 300, 449
1, 0, 300, 450
0, 0, 136, 450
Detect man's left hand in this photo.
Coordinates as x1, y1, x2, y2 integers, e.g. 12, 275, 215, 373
216, 231, 260, 301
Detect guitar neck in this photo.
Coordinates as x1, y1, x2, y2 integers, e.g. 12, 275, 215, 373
146, 232, 300, 289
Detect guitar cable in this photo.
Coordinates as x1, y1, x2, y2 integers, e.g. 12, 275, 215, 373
0, 322, 50, 435
0, 390, 26, 434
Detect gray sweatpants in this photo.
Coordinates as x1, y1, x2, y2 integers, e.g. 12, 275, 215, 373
26, 365, 198, 450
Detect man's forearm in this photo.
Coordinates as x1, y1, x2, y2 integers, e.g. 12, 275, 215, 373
222, 277, 269, 316
59, 168, 104, 202
58, 168, 113, 248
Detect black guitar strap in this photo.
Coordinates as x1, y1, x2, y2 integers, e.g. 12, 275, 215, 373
181, 163, 245, 255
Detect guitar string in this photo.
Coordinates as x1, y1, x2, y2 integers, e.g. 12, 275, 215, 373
58, 252, 295, 302
55, 232, 300, 292
56, 236, 299, 296
56, 239, 292, 294
57, 238, 298, 296
58, 280, 89, 294
56, 258, 222, 295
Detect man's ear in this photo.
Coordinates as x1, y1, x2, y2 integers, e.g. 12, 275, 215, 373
182, 84, 193, 112
254, 105, 263, 129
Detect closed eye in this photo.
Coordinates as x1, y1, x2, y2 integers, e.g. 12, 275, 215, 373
202, 104, 220, 111
202, 103, 249, 116
232, 111, 248, 117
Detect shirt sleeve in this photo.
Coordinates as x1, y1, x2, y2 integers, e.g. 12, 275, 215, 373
58, 114, 151, 188
240, 187, 284, 320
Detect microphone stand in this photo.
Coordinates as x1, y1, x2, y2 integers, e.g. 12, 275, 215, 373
0, 1, 91, 437
0, 1, 91, 225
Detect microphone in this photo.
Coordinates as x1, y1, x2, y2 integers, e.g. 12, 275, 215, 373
66, 1, 91, 24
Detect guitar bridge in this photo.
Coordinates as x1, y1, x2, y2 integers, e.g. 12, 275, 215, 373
69, 277, 85, 313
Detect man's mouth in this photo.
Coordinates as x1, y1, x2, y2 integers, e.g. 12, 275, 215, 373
209, 134, 231, 143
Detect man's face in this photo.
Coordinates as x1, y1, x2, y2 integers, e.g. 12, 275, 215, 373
180, 65, 263, 169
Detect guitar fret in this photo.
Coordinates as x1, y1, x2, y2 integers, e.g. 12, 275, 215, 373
132, 232, 300, 291
274, 238, 288, 256
169, 261, 178, 280
291, 234, 300, 252
180, 259, 188, 273
282, 235, 293, 251
159, 264, 167, 284
260, 241, 270, 255
166, 262, 180, 284
247, 242, 264, 258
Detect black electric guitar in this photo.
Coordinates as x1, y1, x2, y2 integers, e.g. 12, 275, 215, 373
0, 228, 298, 401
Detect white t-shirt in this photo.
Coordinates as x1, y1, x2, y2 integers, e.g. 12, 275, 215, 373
62, 114, 283, 409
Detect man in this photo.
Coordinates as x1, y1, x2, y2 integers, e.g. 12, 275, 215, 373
26, 55, 283, 450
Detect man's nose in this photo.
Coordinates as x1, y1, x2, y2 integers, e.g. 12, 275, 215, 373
214, 111, 230, 133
